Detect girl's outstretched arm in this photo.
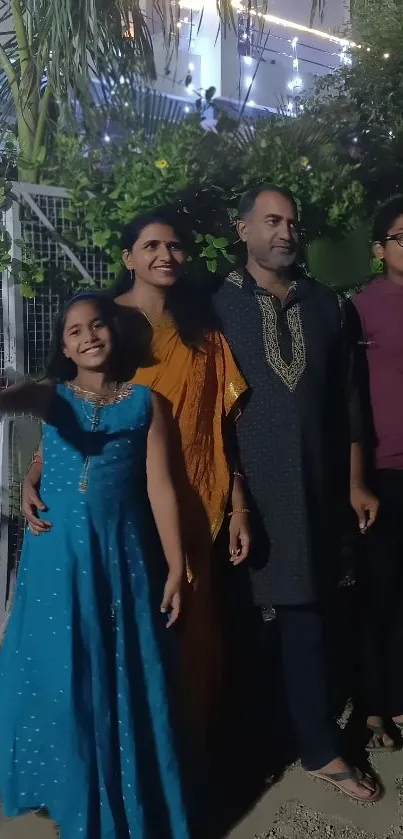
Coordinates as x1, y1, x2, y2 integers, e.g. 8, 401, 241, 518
146, 391, 185, 628
0, 380, 53, 421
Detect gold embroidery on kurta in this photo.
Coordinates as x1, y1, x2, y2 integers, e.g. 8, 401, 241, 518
226, 271, 243, 289
257, 295, 306, 391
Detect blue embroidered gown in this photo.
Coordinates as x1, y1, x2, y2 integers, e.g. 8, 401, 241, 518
0, 383, 190, 839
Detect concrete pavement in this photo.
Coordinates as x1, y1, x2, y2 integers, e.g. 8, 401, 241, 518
1, 749, 402, 838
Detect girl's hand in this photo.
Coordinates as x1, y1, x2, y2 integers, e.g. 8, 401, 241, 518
22, 479, 51, 535
229, 512, 251, 565
161, 572, 182, 628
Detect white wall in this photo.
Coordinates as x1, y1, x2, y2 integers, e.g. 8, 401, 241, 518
149, 0, 349, 111
149, 0, 221, 102
220, 0, 348, 111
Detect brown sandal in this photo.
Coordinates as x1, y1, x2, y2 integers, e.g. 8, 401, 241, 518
308, 767, 381, 803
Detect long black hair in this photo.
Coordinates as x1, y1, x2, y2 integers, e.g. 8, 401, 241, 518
113, 210, 216, 348
46, 292, 123, 382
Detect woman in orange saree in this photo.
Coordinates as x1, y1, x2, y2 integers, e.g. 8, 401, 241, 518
118, 213, 250, 742
22, 212, 250, 744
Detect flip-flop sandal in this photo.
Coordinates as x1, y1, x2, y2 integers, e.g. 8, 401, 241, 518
394, 721, 403, 731
308, 768, 380, 803
366, 723, 396, 753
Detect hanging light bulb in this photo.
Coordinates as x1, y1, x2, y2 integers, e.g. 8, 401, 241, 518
287, 77, 302, 91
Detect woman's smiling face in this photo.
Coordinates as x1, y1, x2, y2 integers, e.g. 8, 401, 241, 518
122, 222, 186, 289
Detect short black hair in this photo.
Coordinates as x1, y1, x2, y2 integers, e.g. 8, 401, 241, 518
372, 195, 403, 244
46, 293, 123, 382
238, 184, 299, 220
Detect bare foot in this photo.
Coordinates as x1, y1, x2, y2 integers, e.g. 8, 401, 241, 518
309, 756, 379, 801
367, 715, 395, 749
392, 714, 403, 725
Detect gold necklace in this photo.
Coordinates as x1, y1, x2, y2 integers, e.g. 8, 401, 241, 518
139, 309, 154, 328
68, 382, 119, 407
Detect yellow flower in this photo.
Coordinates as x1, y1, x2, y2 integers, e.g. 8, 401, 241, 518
299, 156, 309, 168
155, 159, 168, 170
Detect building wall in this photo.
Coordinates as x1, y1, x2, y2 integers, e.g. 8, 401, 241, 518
149, 0, 349, 111
220, 0, 348, 112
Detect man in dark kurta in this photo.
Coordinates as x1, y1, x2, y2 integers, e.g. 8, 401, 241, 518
214, 185, 379, 801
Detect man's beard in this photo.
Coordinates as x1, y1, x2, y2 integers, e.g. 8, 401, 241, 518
255, 250, 297, 272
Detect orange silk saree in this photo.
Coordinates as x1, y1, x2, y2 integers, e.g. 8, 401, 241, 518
132, 317, 247, 737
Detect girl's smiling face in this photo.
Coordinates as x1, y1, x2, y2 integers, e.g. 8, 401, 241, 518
62, 299, 113, 372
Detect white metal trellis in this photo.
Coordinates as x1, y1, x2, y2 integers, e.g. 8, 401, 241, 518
0, 199, 25, 629
0, 183, 113, 627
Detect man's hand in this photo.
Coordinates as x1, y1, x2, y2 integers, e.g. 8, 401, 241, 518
350, 485, 379, 533
22, 478, 51, 536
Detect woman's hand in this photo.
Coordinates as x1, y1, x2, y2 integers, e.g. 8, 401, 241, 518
22, 478, 51, 536
229, 511, 251, 565
161, 572, 182, 628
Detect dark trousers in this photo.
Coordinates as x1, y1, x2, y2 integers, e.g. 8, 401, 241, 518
275, 605, 340, 771
216, 547, 341, 776
357, 468, 403, 718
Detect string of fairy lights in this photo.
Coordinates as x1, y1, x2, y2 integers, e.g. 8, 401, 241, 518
171, 0, 392, 111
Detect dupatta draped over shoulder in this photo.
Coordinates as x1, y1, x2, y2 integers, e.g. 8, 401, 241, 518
132, 317, 247, 737
132, 317, 247, 579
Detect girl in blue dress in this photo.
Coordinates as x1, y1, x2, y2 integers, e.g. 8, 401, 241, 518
0, 293, 190, 839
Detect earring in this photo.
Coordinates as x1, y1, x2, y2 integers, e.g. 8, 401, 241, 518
130, 269, 135, 283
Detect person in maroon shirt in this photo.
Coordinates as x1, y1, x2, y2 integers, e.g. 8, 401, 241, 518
353, 196, 403, 751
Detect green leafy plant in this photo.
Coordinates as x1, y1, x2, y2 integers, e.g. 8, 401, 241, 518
0, 0, 158, 182
37, 111, 366, 288
195, 232, 236, 273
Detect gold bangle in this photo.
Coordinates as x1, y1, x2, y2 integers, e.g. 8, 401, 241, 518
228, 508, 250, 518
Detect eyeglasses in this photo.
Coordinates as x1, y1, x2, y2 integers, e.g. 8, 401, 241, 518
385, 232, 403, 247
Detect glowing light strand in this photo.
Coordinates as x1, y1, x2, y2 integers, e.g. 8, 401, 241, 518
173, 0, 390, 58
175, 0, 362, 49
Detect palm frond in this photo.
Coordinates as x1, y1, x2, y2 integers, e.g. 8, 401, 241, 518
23, 0, 158, 97
310, 0, 327, 25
